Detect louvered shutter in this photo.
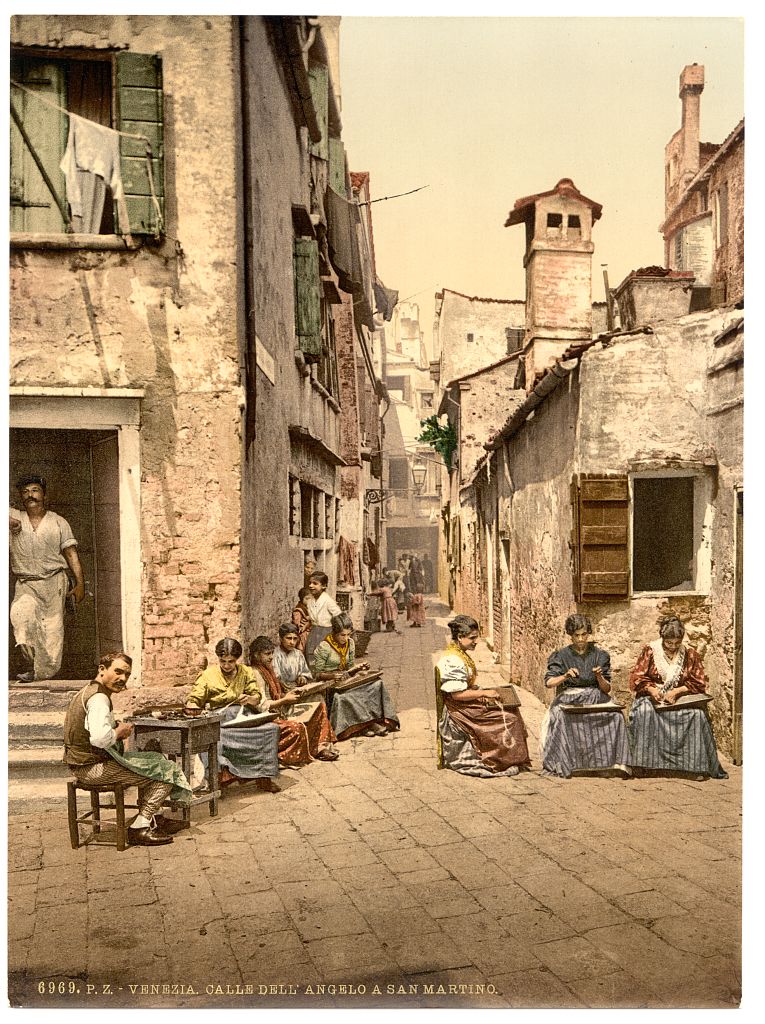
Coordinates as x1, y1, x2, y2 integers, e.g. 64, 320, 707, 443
116, 52, 164, 235
329, 137, 347, 195
293, 238, 322, 361
308, 65, 328, 160
574, 475, 630, 601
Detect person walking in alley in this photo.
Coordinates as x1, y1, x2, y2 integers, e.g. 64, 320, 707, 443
370, 576, 399, 633
408, 584, 427, 628
304, 571, 342, 665
436, 615, 531, 776
64, 652, 191, 846
540, 614, 631, 779
9, 474, 85, 681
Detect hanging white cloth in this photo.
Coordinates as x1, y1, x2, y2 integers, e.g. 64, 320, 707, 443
59, 113, 125, 231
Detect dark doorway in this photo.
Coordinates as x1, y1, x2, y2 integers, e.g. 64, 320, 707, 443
9, 428, 122, 679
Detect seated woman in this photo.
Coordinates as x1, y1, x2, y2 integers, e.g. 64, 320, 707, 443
540, 614, 631, 779
436, 614, 530, 777
185, 637, 280, 792
249, 635, 339, 764
312, 613, 400, 740
628, 615, 727, 779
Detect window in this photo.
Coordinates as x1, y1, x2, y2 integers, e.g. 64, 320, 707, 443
420, 392, 434, 411
505, 327, 524, 354
11, 50, 164, 236
389, 458, 409, 490
546, 213, 563, 230
632, 477, 694, 592
466, 333, 474, 343
289, 475, 301, 536
714, 182, 729, 249
300, 482, 315, 538
568, 214, 581, 230
674, 231, 684, 269
572, 472, 710, 601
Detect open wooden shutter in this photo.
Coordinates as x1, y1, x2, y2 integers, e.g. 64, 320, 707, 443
10, 58, 68, 233
293, 237, 322, 361
308, 65, 328, 160
574, 475, 630, 601
329, 137, 347, 195
116, 52, 164, 235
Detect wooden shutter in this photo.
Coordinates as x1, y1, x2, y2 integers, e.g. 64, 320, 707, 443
574, 475, 630, 601
293, 238, 322, 361
10, 58, 68, 233
329, 137, 347, 195
116, 52, 164, 235
308, 65, 328, 160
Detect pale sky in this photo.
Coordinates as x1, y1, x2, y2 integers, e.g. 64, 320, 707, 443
339, 17, 745, 338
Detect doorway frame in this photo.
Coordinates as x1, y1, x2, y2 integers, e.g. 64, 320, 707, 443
10, 387, 144, 683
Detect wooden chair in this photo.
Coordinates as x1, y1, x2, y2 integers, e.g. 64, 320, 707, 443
67, 780, 138, 852
434, 665, 445, 769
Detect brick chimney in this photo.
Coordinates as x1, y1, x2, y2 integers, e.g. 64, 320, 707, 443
505, 178, 602, 386
665, 64, 705, 217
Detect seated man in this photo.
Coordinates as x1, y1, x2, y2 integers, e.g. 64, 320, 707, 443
64, 652, 192, 846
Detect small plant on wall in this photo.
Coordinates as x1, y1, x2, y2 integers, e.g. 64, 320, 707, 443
418, 415, 457, 471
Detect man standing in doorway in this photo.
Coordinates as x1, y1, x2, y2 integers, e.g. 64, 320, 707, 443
8, 474, 85, 681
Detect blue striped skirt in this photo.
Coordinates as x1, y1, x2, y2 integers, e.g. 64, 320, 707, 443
540, 686, 631, 778
628, 696, 727, 778
218, 708, 280, 779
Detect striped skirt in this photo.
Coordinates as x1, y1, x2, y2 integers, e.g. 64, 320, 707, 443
218, 708, 280, 779
540, 687, 631, 778
628, 696, 728, 778
330, 679, 400, 740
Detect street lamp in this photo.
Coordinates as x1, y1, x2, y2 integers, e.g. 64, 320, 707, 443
411, 459, 427, 494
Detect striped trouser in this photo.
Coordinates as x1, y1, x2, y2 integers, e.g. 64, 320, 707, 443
70, 760, 172, 819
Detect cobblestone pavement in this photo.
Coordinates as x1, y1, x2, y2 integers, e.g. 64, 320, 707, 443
7, 599, 742, 1009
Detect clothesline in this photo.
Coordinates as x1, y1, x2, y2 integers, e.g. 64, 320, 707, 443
11, 77, 163, 235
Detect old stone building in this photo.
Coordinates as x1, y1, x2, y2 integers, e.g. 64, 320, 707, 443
9, 14, 386, 687
432, 67, 743, 759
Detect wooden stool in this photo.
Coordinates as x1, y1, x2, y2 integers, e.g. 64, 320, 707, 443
67, 780, 138, 852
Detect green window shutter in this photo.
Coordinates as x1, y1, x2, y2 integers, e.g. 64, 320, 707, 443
116, 51, 164, 235
329, 138, 346, 195
10, 58, 68, 233
293, 238, 322, 361
308, 65, 328, 160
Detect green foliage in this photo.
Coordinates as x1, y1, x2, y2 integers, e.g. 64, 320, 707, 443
417, 415, 457, 470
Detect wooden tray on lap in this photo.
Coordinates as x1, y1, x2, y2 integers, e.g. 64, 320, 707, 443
655, 693, 713, 711
563, 700, 625, 713
493, 684, 521, 708
220, 710, 279, 728
332, 670, 383, 693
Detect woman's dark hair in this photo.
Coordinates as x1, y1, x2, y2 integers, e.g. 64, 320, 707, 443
564, 614, 592, 636
330, 612, 354, 634
215, 638, 242, 659
278, 623, 298, 639
659, 616, 685, 640
447, 614, 479, 640
248, 636, 275, 662
309, 571, 329, 587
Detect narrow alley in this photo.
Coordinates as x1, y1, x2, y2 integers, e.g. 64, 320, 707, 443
8, 597, 741, 1010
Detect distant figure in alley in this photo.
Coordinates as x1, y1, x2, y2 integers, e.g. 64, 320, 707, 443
9, 474, 85, 681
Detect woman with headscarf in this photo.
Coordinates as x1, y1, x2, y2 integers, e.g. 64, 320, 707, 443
628, 616, 727, 779
436, 614, 530, 777
185, 638, 280, 792
249, 635, 339, 764
312, 613, 400, 739
540, 614, 631, 778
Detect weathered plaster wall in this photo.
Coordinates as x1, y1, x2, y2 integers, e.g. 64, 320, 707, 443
10, 15, 242, 684
239, 17, 342, 648
458, 367, 524, 484
438, 291, 525, 387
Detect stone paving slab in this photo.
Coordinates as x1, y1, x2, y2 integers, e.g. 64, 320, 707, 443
7, 598, 742, 1010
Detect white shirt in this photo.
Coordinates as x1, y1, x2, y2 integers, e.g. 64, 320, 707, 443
305, 591, 341, 627
437, 653, 470, 693
83, 691, 117, 748
9, 508, 77, 580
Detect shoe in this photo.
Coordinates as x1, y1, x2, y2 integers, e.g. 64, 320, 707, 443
370, 723, 388, 736
255, 778, 280, 793
219, 768, 238, 788
128, 826, 173, 847
154, 815, 187, 836
316, 748, 339, 761
15, 672, 35, 683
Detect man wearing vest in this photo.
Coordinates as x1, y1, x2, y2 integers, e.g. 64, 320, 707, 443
63, 651, 192, 847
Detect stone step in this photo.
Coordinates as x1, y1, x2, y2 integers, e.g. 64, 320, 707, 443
8, 679, 84, 711
9, 747, 71, 780
8, 777, 65, 818
9, 711, 65, 748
